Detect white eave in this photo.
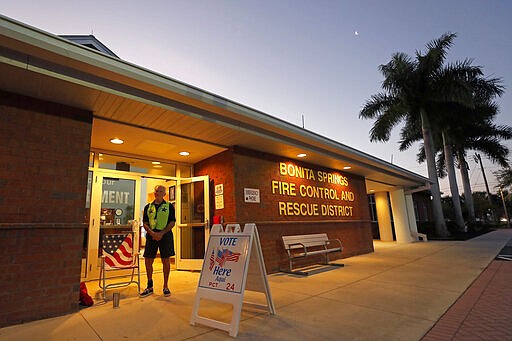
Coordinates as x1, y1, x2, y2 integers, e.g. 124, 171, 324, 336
0, 14, 430, 193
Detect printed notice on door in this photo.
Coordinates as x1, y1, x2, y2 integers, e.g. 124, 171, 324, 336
199, 235, 250, 294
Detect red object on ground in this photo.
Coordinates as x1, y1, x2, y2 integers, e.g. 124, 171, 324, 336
79, 282, 94, 307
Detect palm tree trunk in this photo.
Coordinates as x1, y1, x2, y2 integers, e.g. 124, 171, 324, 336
442, 131, 465, 230
421, 110, 448, 236
457, 149, 475, 223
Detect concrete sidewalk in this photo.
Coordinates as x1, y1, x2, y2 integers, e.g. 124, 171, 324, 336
422, 236, 512, 341
1, 229, 510, 341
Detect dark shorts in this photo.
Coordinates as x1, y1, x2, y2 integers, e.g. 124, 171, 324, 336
143, 231, 175, 259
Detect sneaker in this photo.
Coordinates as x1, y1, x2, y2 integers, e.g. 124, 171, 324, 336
163, 288, 171, 297
140, 287, 153, 297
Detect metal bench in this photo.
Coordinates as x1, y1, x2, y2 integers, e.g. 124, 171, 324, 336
282, 233, 344, 275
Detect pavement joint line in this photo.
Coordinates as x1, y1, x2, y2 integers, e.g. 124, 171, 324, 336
79, 310, 103, 341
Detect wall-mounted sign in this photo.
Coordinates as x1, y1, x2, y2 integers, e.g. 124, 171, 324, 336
215, 195, 224, 210
244, 188, 260, 203
270, 162, 356, 218
215, 184, 224, 196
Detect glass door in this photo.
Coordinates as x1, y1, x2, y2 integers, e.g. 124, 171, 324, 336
175, 175, 210, 270
84, 171, 140, 279
139, 177, 177, 271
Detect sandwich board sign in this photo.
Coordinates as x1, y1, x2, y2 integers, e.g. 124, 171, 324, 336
190, 223, 276, 337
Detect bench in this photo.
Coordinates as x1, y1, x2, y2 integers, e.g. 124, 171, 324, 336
282, 233, 344, 275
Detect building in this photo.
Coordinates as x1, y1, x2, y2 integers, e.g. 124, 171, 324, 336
0, 15, 431, 327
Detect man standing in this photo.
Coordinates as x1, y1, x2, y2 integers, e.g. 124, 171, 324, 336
140, 185, 176, 297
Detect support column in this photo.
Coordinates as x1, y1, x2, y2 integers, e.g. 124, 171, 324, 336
389, 189, 414, 243
375, 191, 393, 242
405, 194, 418, 235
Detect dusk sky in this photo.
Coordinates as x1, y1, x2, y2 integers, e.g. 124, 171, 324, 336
3, 1, 511, 194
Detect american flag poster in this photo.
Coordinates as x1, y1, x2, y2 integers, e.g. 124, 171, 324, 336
199, 235, 250, 293
102, 233, 134, 269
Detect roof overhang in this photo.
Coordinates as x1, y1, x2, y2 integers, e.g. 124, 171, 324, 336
0, 15, 430, 194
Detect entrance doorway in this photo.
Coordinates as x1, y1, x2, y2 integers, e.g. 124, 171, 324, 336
82, 155, 209, 280
175, 176, 210, 270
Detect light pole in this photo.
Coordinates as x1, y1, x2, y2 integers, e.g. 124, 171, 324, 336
474, 153, 493, 205
499, 188, 511, 227
474, 153, 496, 223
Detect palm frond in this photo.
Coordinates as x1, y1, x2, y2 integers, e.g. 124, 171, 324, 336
359, 93, 394, 118
368, 109, 406, 142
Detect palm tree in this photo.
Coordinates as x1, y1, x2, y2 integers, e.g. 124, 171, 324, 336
456, 122, 511, 223
456, 74, 508, 222
436, 74, 505, 228
359, 33, 490, 236
495, 167, 512, 189
360, 33, 458, 236
402, 99, 511, 226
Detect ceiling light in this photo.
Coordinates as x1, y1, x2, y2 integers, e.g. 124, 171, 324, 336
179, 151, 190, 156
152, 161, 161, 165
297, 153, 307, 158
369, 189, 375, 192
343, 166, 351, 170
153, 165, 162, 168
109, 138, 124, 145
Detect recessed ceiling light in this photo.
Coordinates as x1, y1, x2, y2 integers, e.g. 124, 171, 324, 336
369, 189, 375, 192
109, 138, 124, 144
179, 151, 190, 156
297, 153, 307, 158
343, 166, 351, 170
153, 165, 162, 168
152, 161, 161, 165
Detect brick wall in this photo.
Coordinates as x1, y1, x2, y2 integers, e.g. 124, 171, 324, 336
0, 91, 91, 223
0, 91, 91, 327
233, 147, 370, 222
194, 146, 374, 273
0, 226, 84, 327
257, 221, 373, 272
195, 149, 237, 223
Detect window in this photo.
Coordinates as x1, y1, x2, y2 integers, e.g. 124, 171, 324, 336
97, 153, 177, 176
368, 194, 377, 222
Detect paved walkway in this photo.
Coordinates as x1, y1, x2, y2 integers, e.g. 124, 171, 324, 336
422, 237, 512, 341
0, 229, 510, 340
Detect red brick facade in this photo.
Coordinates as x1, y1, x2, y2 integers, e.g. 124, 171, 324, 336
195, 147, 374, 273
0, 91, 374, 326
0, 92, 91, 327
